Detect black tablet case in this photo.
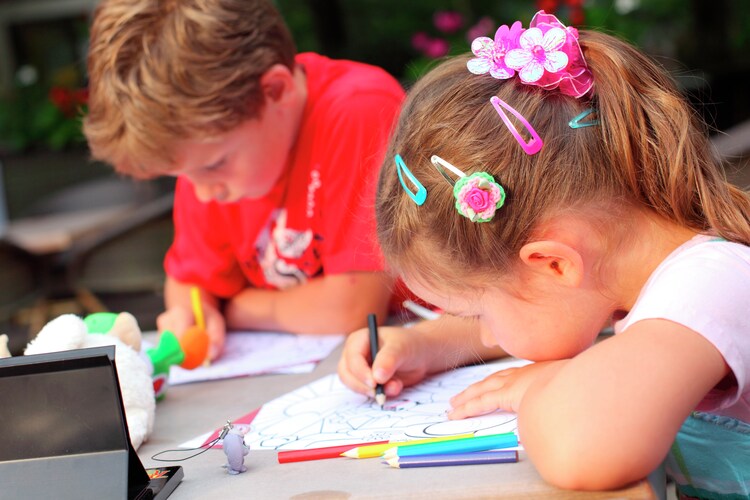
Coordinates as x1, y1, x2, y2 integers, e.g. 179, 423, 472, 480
0, 345, 182, 500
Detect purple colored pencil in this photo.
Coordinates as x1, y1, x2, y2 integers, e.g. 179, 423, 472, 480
385, 450, 518, 468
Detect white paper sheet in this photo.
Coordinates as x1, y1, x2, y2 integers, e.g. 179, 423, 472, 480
166, 331, 344, 385
244, 358, 532, 451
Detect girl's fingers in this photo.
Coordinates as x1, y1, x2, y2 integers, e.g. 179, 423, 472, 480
448, 390, 505, 420
450, 372, 509, 407
338, 357, 374, 396
338, 329, 378, 395
383, 377, 404, 397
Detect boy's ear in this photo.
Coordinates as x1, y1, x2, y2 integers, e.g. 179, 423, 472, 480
518, 241, 584, 288
260, 64, 296, 104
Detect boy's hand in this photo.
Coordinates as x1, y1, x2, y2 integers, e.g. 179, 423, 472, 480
448, 360, 565, 419
337, 325, 432, 399
157, 304, 227, 361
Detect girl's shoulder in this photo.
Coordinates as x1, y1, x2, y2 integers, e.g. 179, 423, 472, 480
660, 234, 750, 271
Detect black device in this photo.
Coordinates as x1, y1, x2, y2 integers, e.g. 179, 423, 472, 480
0, 345, 183, 500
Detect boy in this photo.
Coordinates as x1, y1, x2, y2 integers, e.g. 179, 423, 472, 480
84, 0, 404, 359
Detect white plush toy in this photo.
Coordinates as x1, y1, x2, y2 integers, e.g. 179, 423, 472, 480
0, 333, 10, 358
21, 313, 155, 450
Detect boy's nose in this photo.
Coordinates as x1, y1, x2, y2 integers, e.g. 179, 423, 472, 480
194, 183, 229, 203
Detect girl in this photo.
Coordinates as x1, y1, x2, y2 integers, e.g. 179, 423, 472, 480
338, 11, 750, 497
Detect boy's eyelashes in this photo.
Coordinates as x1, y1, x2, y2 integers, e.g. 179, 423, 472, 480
202, 157, 227, 171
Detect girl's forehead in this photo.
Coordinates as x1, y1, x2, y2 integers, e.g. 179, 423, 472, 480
401, 273, 491, 310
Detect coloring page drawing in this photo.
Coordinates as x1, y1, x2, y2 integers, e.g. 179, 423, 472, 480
167, 331, 344, 385
245, 358, 532, 451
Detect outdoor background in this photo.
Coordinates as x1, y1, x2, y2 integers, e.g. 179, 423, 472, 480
1, 0, 749, 349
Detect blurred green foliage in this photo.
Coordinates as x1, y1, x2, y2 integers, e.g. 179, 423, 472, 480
0, 81, 86, 153
275, 0, 750, 128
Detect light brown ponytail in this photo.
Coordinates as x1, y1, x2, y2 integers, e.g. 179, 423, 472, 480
582, 31, 750, 245
376, 29, 750, 286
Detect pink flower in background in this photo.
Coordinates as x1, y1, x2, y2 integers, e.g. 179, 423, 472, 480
411, 32, 431, 52
433, 11, 464, 34
466, 16, 496, 43
412, 32, 450, 59
423, 37, 450, 58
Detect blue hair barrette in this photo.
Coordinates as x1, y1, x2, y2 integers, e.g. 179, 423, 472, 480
395, 154, 427, 206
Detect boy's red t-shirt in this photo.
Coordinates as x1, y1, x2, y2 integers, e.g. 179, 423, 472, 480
164, 53, 405, 298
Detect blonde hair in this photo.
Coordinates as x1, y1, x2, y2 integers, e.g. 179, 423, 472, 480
377, 31, 750, 283
83, 0, 295, 177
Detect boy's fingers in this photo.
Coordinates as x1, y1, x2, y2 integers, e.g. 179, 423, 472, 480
156, 307, 192, 336
205, 311, 226, 360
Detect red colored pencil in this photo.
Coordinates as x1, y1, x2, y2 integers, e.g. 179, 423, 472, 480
278, 440, 390, 464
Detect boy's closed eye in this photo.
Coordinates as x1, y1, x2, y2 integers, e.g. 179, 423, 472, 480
202, 157, 227, 172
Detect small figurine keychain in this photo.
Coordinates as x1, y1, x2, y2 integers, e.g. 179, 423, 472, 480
222, 423, 251, 475
151, 419, 252, 476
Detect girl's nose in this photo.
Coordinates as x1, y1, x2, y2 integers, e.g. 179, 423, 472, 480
478, 321, 496, 348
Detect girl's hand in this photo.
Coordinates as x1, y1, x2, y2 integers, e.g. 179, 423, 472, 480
337, 325, 432, 399
156, 303, 227, 361
448, 360, 565, 419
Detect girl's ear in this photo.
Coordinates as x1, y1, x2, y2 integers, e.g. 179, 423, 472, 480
259, 64, 296, 104
519, 241, 585, 288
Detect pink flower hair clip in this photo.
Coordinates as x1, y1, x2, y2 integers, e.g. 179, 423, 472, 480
467, 10, 593, 98
431, 155, 506, 223
467, 11, 594, 155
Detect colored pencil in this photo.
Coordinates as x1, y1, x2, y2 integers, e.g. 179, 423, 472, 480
402, 300, 442, 321
385, 450, 518, 468
190, 286, 205, 330
341, 432, 476, 459
368, 313, 386, 408
277, 440, 389, 464
190, 286, 210, 367
382, 432, 518, 459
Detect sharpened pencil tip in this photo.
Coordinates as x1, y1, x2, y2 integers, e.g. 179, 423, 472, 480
375, 392, 386, 408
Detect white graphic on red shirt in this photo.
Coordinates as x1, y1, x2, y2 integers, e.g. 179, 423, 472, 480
306, 167, 321, 218
256, 209, 314, 289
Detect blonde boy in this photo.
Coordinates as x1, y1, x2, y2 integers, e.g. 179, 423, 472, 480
84, 0, 404, 358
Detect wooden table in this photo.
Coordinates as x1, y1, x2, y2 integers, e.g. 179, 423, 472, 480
137, 343, 658, 499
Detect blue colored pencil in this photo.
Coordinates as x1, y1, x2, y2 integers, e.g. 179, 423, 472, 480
385, 450, 518, 468
382, 432, 518, 459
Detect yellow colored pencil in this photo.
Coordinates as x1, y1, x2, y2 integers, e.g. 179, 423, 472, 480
190, 285, 210, 366
190, 286, 205, 331
341, 433, 475, 459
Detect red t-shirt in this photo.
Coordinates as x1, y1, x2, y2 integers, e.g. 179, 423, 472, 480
164, 53, 405, 298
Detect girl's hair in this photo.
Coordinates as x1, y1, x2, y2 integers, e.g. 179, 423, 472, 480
83, 0, 296, 177
377, 30, 750, 284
